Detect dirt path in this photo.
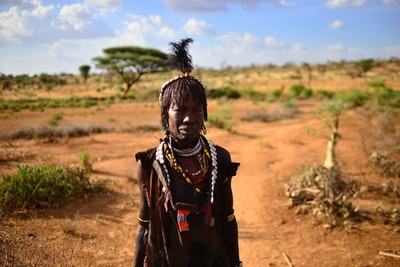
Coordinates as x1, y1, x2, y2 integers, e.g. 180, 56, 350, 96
1, 100, 400, 266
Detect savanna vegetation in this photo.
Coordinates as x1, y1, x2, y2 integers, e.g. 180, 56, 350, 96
1, 56, 400, 266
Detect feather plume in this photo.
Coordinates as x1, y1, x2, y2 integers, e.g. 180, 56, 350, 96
168, 38, 194, 74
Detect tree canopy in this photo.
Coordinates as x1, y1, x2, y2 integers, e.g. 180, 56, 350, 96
93, 46, 171, 95
79, 65, 91, 84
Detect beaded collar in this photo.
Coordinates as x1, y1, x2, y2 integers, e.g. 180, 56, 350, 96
172, 138, 202, 157
156, 135, 218, 204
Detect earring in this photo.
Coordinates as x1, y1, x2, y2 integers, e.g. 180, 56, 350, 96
201, 122, 207, 135
164, 122, 169, 134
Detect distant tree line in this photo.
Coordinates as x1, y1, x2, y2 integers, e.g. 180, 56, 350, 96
1, 56, 399, 92
0, 73, 69, 91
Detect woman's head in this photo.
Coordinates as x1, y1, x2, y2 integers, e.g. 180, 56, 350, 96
159, 38, 208, 141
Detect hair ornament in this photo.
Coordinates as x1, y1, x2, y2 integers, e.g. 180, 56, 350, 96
159, 38, 195, 102
169, 37, 194, 74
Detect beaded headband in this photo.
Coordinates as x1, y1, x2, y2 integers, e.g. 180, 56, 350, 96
159, 73, 207, 103
158, 38, 206, 103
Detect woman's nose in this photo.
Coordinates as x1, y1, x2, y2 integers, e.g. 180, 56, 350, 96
182, 111, 194, 123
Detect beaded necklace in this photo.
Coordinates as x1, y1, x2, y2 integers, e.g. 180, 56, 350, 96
156, 135, 217, 204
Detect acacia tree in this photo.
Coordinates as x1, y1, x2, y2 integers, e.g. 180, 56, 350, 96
93, 46, 171, 95
301, 62, 313, 88
79, 65, 91, 84
355, 59, 374, 83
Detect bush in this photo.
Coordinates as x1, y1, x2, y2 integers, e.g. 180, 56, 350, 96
241, 87, 265, 100
374, 87, 400, 107
289, 84, 305, 97
315, 89, 335, 99
300, 88, 313, 98
285, 165, 361, 227
0, 164, 105, 212
47, 112, 63, 126
338, 88, 370, 108
207, 87, 241, 99
368, 80, 386, 89
271, 89, 282, 98
207, 107, 233, 132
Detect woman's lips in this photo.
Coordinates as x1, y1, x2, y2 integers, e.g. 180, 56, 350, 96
179, 126, 197, 135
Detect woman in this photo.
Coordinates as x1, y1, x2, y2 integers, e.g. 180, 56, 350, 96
133, 38, 242, 267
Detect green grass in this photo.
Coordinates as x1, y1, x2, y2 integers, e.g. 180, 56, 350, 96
0, 164, 106, 212
47, 112, 63, 126
207, 107, 234, 132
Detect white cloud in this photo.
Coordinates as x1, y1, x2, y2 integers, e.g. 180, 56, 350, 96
382, 45, 400, 56
264, 36, 286, 48
85, 0, 122, 13
325, 43, 344, 52
218, 32, 258, 45
112, 14, 175, 47
217, 32, 260, 56
329, 19, 345, 29
48, 38, 106, 61
219, 32, 259, 46
183, 18, 215, 36
325, 0, 366, 8
0, 0, 30, 8
0, 7, 32, 43
162, 0, 294, 12
291, 43, 304, 51
0, 1, 54, 44
31, 0, 54, 18
278, 0, 296, 8
57, 3, 93, 30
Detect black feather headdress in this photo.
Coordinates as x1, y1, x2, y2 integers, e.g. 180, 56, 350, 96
168, 38, 193, 74
159, 38, 206, 105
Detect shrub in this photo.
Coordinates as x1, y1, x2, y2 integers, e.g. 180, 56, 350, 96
47, 112, 63, 126
207, 108, 233, 132
271, 89, 282, 98
208, 114, 232, 132
207, 87, 241, 99
338, 88, 369, 108
0, 164, 105, 212
79, 149, 92, 173
368, 80, 386, 89
241, 87, 265, 100
374, 87, 400, 107
300, 88, 313, 98
289, 84, 305, 97
315, 89, 335, 99
285, 165, 361, 227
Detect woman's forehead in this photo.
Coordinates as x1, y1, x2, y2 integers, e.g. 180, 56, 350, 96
171, 97, 202, 107
171, 92, 200, 103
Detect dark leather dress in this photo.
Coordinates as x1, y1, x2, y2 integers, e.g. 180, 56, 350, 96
135, 142, 240, 267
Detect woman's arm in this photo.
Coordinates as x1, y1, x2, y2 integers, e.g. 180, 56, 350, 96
217, 146, 242, 267
133, 159, 150, 267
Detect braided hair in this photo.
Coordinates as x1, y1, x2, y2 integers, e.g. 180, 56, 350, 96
159, 38, 208, 134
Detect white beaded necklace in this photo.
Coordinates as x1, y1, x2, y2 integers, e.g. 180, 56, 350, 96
172, 138, 202, 157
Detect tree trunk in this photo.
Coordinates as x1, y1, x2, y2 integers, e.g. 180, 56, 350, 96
323, 116, 339, 170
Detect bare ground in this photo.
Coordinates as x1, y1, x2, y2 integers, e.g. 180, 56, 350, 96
1, 99, 400, 267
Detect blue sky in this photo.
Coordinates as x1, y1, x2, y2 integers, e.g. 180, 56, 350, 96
0, 0, 399, 75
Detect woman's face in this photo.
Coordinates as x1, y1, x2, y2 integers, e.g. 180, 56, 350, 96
167, 95, 204, 148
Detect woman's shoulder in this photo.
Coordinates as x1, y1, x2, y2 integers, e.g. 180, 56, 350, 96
215, 145, 231, 163
135, 147, 157, 169
214, 144, 240, 178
